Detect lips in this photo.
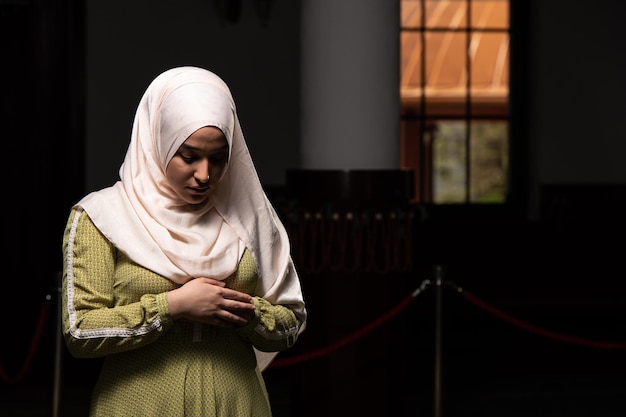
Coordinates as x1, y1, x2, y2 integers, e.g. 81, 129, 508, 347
188, 186, 209, 195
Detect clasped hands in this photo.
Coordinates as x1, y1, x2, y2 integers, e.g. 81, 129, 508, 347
167, 277, 256, 328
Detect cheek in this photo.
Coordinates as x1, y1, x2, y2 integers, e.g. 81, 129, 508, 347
165, 161, 190, 187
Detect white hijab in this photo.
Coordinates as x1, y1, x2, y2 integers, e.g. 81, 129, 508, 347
76, 67, 306, 367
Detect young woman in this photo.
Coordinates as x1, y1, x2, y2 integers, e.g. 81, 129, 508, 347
62, 66, 307, 416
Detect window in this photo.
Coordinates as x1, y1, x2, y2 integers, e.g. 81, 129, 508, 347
400, 0, 510, 204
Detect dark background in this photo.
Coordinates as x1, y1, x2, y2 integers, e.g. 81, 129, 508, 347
2, 1, 626, 416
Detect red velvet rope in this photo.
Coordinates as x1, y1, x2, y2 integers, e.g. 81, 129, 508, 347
4, 281, 626, 384
269, 293, 417, 369
462, 289, 626, 350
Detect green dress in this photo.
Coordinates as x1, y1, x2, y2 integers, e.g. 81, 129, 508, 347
62, 208, 301, 417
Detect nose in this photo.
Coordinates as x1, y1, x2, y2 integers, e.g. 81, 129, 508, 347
194, 160, 210, 184
195, 174, 210, 184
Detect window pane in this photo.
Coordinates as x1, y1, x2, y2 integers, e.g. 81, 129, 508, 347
433, 121, 468, 203
469, 121, 509, 203
401, 0, 422, 30
425, 31, 468, 116
471, 0, 509, 29
400, 32, 423, 96
425, 0, 468, 29
432, 120, 508, 203
470, 32, 509, 108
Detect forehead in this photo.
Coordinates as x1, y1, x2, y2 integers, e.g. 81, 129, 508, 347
182, 126, 228, 151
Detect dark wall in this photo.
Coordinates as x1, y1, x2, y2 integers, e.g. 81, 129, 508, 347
85, 0, 301, 192
526, 0, 626, 218
0, 0, 84, 399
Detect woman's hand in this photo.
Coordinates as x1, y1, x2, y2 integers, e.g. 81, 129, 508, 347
167, 277, 256, 327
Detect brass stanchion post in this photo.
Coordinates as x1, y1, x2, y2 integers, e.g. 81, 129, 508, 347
433, 265, 444, 417
52, 273, 62, 417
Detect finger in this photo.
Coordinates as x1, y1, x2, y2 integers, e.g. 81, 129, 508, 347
222, 289, 253, 303
220, 311, 249, 326
230, 308, 256, 322
224, 299, 256, 312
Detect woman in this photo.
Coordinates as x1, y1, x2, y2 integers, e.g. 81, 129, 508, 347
62, 66, 307, 416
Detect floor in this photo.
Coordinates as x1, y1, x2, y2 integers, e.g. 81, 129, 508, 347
3, 353, 624, 417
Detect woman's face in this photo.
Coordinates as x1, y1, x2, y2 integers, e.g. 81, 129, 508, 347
165, 126, 229, 205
